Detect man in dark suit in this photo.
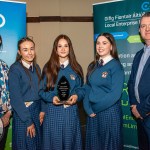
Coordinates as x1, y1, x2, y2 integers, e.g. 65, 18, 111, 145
128, 12, 150, 150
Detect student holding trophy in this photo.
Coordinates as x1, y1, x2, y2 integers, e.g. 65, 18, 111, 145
39, 34, 84, 150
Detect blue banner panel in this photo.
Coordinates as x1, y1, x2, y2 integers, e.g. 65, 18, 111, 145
0, 0, 26, 67
0, 1, 26, 149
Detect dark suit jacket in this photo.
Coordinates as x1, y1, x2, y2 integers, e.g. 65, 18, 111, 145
128, 48, 150, 119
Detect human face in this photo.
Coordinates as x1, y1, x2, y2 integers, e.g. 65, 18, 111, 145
57, 38, 69, 62
96, 36, 112, 58
139, 17, 150, 45
18, 41, 35, 64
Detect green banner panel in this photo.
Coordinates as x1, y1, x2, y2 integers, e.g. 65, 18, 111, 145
93, 0, 150, 149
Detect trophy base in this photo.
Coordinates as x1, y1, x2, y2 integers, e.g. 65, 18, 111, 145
58, 100, 69, 105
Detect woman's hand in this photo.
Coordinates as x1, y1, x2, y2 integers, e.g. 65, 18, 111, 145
39, 112, 45, 125
66, 95, 78, 105
1, 111, 11, 127
27, 123, 36, 138
53, 96, 61, 105
90, 113, 96, 117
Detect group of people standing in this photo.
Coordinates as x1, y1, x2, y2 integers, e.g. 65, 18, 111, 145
0, 11, 150, 150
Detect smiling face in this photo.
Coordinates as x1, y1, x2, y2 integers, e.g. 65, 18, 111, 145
96, 35, 112, 59
139, 16, 150, 45
57, 38, 69, 62
18, 41, 35, 64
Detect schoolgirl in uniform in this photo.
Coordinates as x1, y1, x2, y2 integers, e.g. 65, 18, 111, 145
8, 37, 45, 150
39, 34, 83, 150
83, 33, 124, 150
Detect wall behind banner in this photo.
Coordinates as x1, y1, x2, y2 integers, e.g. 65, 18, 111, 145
93, 0, 149, 149
14, 0, 109, 74
0, 1, 26, 149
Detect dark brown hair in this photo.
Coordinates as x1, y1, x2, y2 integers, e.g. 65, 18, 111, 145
0, 35, 3, 50
16, 37, 41, 81
42, 34, 83, 90
87, 32, 119, 76
140, 11, 150, 26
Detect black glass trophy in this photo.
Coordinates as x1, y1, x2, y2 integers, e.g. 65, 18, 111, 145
57, 76, 70, 104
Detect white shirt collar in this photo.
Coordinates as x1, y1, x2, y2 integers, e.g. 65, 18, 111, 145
21, 59, 33, 69
60, 59, 69, 68
99, 55, 113, 65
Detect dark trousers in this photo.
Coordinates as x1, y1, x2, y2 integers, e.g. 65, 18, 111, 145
0, 125, 9, 150
137, 119, 150, 150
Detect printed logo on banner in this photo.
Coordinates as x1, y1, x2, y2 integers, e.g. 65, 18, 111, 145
0, 14, 5, 28
141, 2, 150, 11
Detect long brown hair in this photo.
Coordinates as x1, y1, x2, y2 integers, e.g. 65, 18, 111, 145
42, 34, 83, 90
87, 32, 119, 76
16, 37, 41, 81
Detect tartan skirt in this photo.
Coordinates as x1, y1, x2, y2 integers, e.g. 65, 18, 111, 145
42, 103, 83, 150
12, 101, 41, 150
85, 101, 123, 150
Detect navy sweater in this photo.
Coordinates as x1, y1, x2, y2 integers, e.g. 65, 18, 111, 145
8, 61, 46, 126
39, 64, 83, 102
83, 59, 124, 115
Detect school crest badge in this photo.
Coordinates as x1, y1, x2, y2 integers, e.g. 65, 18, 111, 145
102, 72, 108, 78
70, 74, 75, 80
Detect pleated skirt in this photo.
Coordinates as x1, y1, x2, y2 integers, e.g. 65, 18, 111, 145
12, 101, 41, 150
85, 101, 123, 150
42, 103, 83, 150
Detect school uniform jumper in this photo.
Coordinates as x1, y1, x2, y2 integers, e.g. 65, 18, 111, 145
83, 59, 124, 150
8, 61, 45, 150
39, 64, 83, 150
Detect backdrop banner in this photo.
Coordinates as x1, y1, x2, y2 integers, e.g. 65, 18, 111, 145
93, 0, 150, 149
0, 0, 26, 149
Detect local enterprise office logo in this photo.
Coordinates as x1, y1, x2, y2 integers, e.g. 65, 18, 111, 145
0, 14, 5, 28
141, 2, 150, 11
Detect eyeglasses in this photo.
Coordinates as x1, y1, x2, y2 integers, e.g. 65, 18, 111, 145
140, 24, 150, 29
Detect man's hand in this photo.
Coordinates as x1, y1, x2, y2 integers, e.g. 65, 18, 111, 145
131, 105, 143, 119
